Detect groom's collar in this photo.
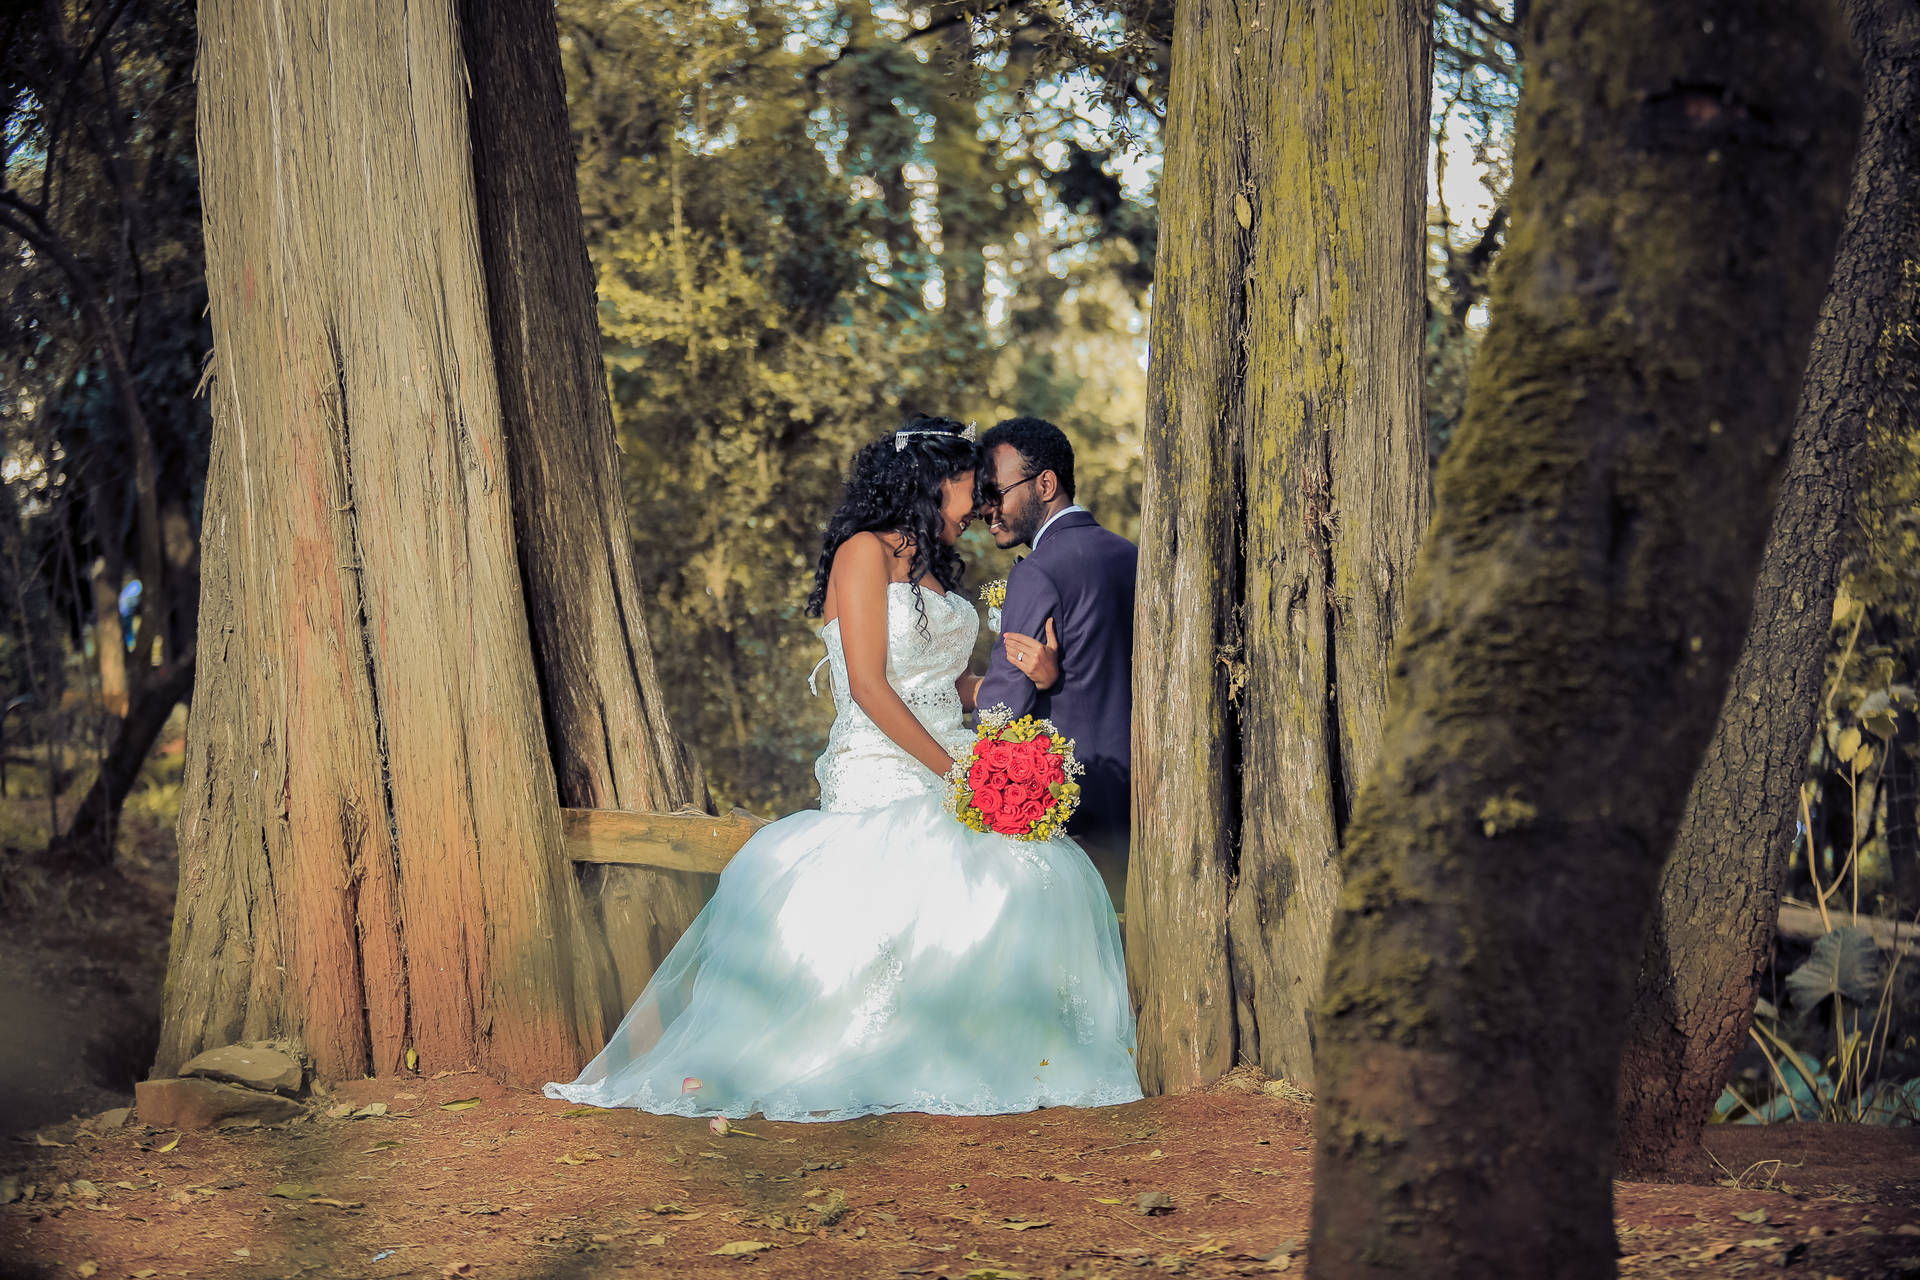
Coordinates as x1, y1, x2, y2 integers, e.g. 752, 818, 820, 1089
1029, 504, 1093, 552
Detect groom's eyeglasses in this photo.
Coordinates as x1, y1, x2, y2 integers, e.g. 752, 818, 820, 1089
990, 474, 1041, 503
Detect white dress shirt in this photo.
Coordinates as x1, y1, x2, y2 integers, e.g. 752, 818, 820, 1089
1029, 504, 1088, 552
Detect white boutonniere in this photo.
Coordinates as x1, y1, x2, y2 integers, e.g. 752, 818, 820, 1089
980, 579, 1008, 634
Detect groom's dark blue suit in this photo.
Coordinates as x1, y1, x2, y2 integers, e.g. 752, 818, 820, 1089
977, 510, 1136, 903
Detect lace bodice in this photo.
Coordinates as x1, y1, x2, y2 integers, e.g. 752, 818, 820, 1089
814, 582, 979, 811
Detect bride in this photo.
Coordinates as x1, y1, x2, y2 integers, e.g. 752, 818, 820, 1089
544, 416, 1141, 1122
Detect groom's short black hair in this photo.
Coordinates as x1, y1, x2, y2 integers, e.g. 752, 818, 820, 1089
979, 417, 1075, 501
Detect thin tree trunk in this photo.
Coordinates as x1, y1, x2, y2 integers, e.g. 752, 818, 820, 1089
929, 1, 988, 320
1305, 1, 1858, 1275
1129, 0, 1429, 1092
160, 0, 609, 1087
1615, 0, 1920, 1175
51, 651, 193, 866
90, 556, 129, 719
459, 0, 712, 1019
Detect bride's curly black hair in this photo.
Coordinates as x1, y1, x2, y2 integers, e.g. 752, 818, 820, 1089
806, 414, 985, 636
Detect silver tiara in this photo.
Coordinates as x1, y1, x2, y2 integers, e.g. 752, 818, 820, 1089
895, 422, 976, 451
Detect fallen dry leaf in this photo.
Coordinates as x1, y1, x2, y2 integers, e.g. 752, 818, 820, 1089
813, 1189, 850, 1228
711, 1240, 773, 1256
439, 1098, 482, 1112
1000, 1218, 1051, 1231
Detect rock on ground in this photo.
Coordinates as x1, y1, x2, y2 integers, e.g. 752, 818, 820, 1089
180, 1042, 305, 1096
132, 1077, 305, 1129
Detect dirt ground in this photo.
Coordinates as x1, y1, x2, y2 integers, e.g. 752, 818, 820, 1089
4, 781, 1918, 1280
2, 1070, 1918, 1280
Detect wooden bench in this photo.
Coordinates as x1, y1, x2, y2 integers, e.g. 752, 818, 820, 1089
563, 817, 1913, 962
562, 807, 767, 876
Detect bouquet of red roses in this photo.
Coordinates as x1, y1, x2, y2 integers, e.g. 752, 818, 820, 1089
945, 705, 1083, 841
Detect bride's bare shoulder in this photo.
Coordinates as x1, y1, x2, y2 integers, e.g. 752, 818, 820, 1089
833, 531, 887, 570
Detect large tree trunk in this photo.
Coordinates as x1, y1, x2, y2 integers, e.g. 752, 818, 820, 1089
159, 0, 610, 1087
1615, 0, 1920, 1175
1128, 0, 1429, 1092
1305, 2, 1858, 1276
458, 0, 712, 1020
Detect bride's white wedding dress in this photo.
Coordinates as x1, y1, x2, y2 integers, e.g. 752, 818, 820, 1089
544, 581, 1141, 1122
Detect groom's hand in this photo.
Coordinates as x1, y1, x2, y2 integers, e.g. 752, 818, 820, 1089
1003, 617, 1061, 691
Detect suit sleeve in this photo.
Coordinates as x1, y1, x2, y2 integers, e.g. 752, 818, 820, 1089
976, 561, 1062, 719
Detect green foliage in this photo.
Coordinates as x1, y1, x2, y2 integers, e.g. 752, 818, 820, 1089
563, 0, 1152, 811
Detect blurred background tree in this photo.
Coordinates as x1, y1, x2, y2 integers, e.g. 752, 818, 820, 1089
559, 0, 1160, 812
0, 0, 205, 865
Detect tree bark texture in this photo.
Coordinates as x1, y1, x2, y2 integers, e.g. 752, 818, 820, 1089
1615, 0, 1920, 1175
1306, 3, 1858, 1277
1129, 0, 1430, 1092
160, 0, 610, 1087
459, 0, 712, 1020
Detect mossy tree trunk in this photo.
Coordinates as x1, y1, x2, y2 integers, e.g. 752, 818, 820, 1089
459, 0, 713, 1022
1129, 0, 1430, 1092
1306, 2, 1859, 1276
1616, 0, 1920, 1175
160, 0, 614, 1087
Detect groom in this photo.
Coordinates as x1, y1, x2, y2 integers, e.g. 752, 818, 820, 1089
976, 417, 1137, 912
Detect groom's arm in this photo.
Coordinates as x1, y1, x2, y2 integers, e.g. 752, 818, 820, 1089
977, 563, 1062, 718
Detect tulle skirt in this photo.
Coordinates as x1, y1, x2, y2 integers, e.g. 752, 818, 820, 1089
543, 792, 1142, 1122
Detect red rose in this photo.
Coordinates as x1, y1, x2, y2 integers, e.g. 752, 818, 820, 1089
1040, 755, 1065, 784
992, 811, 1025, 835
984, 739, 1015, 771
1006, 748, 1037, 783
1033, 735, 1051, 753
1002, 783, 1031, 810
1022, 799, 1047, 825
968, 759, 995, 790
973, 786, 1005, 815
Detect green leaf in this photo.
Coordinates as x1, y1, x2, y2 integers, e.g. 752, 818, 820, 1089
1786, 926, 1883, 1009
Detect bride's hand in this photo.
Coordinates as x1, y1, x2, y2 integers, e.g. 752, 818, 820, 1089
1002, 617, 1061, 690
